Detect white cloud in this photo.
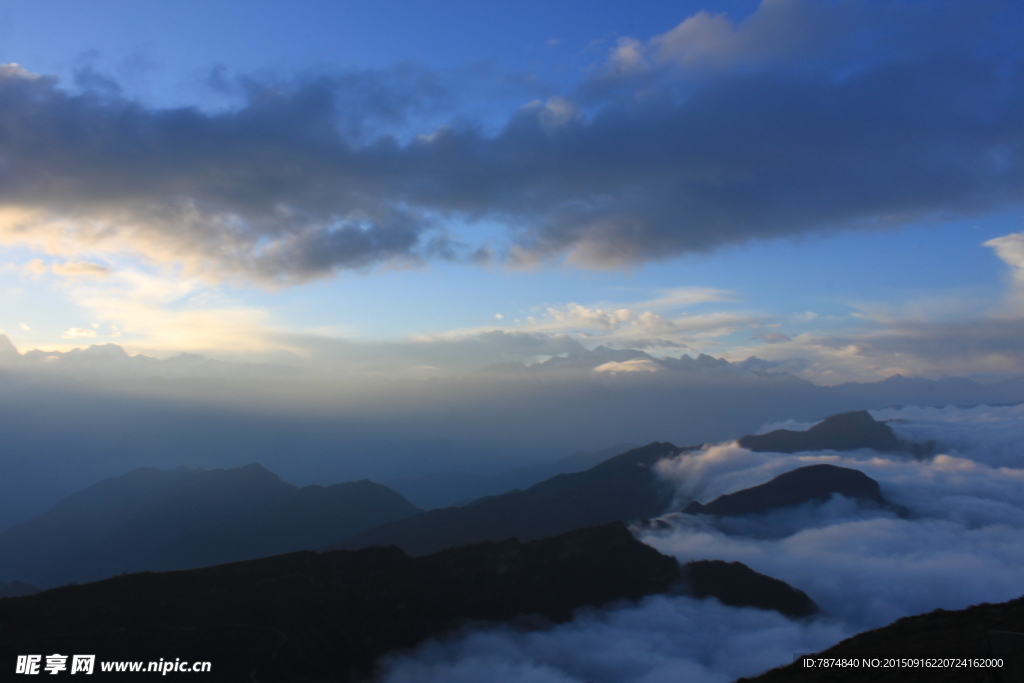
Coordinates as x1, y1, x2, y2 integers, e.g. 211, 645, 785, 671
633, 287, 735, 311
502, 298, 762, 354
377, 596, 848, 683
51, 261, 110, 278
61, 327, 97, 339
593, 359, 663, 374
985, 231, 1024, 306
985, 231, 1024, 271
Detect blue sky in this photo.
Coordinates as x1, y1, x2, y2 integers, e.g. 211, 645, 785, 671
2, 0, 1024, 382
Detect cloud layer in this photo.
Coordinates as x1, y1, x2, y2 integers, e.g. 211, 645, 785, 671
1, 1, 1023, 281
373, 403, 1024, 682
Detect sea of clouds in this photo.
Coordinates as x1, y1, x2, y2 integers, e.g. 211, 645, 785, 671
373, 403, 1024, 683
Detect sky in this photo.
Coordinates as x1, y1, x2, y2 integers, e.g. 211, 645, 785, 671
2, 0, 1024, 383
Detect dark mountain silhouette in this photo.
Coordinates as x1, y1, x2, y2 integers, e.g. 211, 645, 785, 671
0, 463, 418, 587
683, 560, 818, 617
742, 595, 1024, 682
739, 410, 908, 453
330, 441, 685, 556
684, 464, 892, 517
383, 443, 638, 509
0, 580, 39, 598
0, 522, 681, 682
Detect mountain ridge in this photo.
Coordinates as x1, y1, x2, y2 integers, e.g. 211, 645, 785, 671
684, 464, 893, 517
0, 463, 419, 587
0, 522, 681, 682
330, 441, 685, 556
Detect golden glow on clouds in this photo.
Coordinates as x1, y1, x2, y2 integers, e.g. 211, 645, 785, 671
48, 266, 295, 357
61, 327, 97, 339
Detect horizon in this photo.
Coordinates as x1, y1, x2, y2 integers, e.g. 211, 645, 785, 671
3, 3, 1024, 681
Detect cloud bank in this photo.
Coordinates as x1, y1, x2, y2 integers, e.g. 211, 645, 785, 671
373, 403, 1024, 682
1, 0, 1022, 281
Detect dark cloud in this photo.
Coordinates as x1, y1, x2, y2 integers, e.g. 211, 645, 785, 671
1, 1, 1022, 280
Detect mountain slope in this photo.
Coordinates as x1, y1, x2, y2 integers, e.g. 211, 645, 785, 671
382, 443, 637, 510
0, 580, 39, 598
683, 560, 819, 617
0, 464, 418, 587
684, 464, 891, 517
743, 595, 1024, 682
0, 522, 681, 682
331, 441, 684, 556
739, 410, 905, 453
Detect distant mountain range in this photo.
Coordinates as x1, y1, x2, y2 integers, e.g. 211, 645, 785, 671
0, 410, 970, 681
382, 443, 638, 509
484, 345, 1024, 408
0, 464, 418, 587
336, 411, 915, 556
482, 344, 783, 376
0, 335, 293, 378
330, 441, 684, 556
0, 411, 919, 588
8, 337, 1024, 413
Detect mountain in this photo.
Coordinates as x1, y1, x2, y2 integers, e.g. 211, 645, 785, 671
330, 441, 684, 556
683, 560, 818, 617
684, 464, 892, 517
335, 414, 926, 557
481, 346, 784, 377
0, 522, 681, 682
3, 337, 295, 379
0, 522, 824, 682
0, 580, 39, 598
0, 463, 418, 587
739, 410, 909, 453
0, 334, 20, 363
382, 443, 638, 509
743, 595, 1024, 682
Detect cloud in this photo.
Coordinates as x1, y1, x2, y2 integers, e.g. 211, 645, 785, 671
985, 231, 1024, 301
51, 266, 294, 358
60, 327, 97, 339
374, 404, 1024, 682
24, 259, 111, 278
715, 235, 1024, 381
632, 287, 734, 311
0, 1, 1021, 280
376, 596, 848, 683
593, 359, 663, 374
504, 300, 763, 353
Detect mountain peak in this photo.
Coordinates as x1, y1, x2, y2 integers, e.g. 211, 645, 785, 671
0, 334, 20, 359
81, 343, 130, 359
739, 411, 903, 453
